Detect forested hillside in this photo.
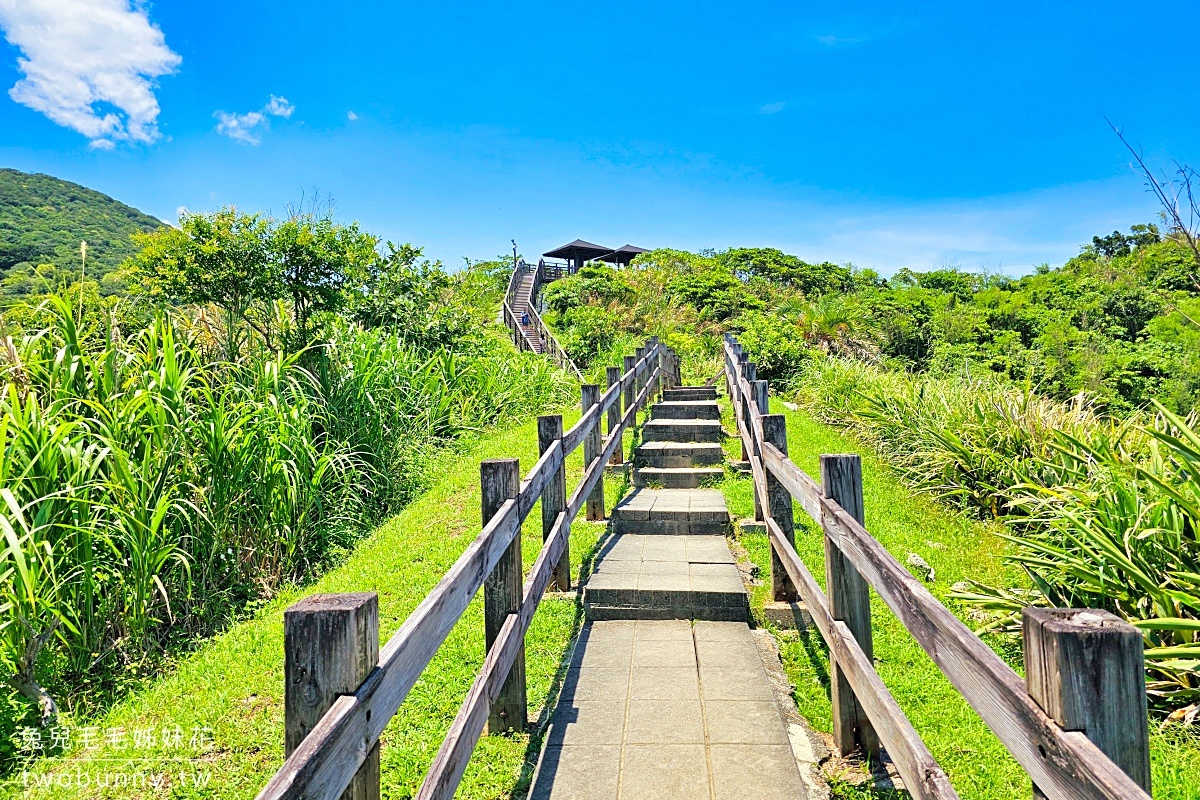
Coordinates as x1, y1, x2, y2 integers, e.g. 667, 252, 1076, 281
545, 229, 1200, 413
0, 169, 163, 297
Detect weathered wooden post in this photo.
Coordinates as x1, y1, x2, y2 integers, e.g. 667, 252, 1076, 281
582, 384, 604, 521
285, 593, 380, 800
762, 415, 797, 604
481, 458, 527, 732
538, 416, 570, 591
622, 354, 636, 413
606, 367, 623, 464
736, 352, 751, 463
752, 379, 769, 522
634, 347, 647, 397
1023, 608, 1151, 798
821, 454, 879, 760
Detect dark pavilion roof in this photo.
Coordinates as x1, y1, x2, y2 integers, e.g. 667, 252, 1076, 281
543, 239, 613, 261
597, 244, 650, 265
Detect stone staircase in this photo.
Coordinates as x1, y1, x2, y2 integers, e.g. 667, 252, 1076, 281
531, 384, 813, 800
583, 386, 747, 622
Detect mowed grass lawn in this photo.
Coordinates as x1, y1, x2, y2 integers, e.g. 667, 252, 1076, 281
5, 407, 632, 800
722, 400, 1200, 800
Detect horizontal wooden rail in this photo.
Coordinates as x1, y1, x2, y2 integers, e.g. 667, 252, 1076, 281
259, 339, 672, 800
764, 516, 959, 800
721, 333, 1153, 800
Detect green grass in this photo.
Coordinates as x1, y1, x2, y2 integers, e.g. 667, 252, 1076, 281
4, 406, 626, 799
724, 400, 1200, 800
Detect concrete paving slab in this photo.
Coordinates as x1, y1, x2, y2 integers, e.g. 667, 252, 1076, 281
619, 744, 710, 800
563, 667, 629, 703
629, 667, 700, 700
625, 699, 705, 743
710, 744, 810, 800
530, 745, 621, 800
697, 667, 776, 701
703, 700, 793, 745
545, 700, 627, 746
633, 620, 693, 642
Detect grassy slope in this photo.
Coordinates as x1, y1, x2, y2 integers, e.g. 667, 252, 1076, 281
724, 401, 1200, 800
6, 407, 625, 799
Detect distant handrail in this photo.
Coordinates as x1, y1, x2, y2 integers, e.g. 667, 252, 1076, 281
256, 339, 676, 800
503, 258, 584, 382
722, 334, 1152, 800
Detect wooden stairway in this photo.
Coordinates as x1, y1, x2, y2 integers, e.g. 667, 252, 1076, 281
511, 271, 543, 354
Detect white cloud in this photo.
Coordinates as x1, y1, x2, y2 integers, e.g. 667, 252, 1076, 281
0, 0, 180, 147
214, 95, 294, 145
263, 94, 293, 118
759, 101, 786, 115
346, 110, 358, 121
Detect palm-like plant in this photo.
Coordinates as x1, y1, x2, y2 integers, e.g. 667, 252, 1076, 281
790, 295, 881, 362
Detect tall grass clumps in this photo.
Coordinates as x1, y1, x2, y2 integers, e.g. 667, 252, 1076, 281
788, 357, 1199, 718
0, 207, 577, 764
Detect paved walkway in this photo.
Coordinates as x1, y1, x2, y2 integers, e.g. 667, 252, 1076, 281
529, 387, 813, 800
532, 620, 808, 800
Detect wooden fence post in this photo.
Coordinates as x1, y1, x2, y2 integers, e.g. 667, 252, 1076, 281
623, 354, 636, 413
752, 379, 769, 522
737, 353, 750, 463
481, 458, 527, 732
761, 415, 797, 603
285, 592, 380, 800
538, 416, 570, 591
582, 384, 604, 521
634, 347, 647, 397
606, 367, 623, 464
821, 454, 880, 761
1023, 608, 1151, 798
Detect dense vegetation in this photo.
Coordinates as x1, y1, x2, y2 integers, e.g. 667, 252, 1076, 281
0, 204, 575, 768
0, 170, 163, 298
541, 232, 1200, 720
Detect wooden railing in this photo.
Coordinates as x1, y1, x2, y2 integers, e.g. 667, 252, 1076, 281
502, 259, 584, 381
256, 339, 680, 800
722, 334, 1153, 800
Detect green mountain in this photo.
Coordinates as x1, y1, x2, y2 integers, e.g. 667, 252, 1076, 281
0, 168, 164, 296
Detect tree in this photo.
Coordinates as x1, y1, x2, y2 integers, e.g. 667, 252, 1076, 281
272, 213, 378, 349
131, 207, 380, 356
130, 208, 274, 357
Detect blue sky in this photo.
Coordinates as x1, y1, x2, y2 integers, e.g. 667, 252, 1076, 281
1, 1, 1197, 274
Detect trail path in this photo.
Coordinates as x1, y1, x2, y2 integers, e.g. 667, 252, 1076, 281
529, 386, 816, 800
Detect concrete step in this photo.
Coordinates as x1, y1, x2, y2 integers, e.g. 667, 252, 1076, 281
634, 441, 724, 469
612, 488, 730, 535
634, 467, 724, 489
663, 386, 717, 402
583, 534, 748, 622
643, 419, 723, 444
650, 400, 720, 421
